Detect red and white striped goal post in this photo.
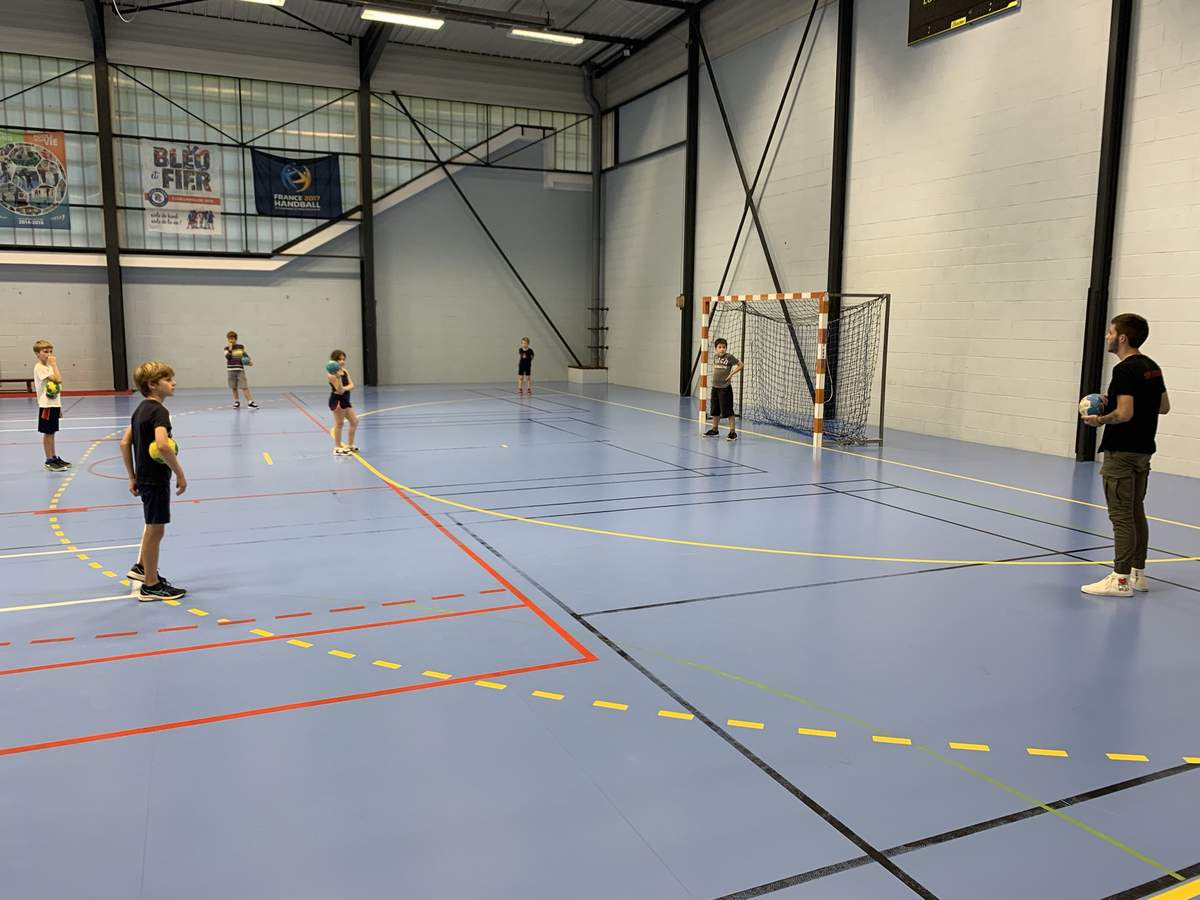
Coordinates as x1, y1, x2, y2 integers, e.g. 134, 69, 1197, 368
699, 292, 829, 449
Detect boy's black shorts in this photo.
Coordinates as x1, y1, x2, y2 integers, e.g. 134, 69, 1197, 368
709, 385, 735, 419
139, 482, 171, 525
37, 407, 61, 434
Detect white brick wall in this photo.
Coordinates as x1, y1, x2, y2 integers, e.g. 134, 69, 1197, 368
0, 272, 112, 389
844, 0, 1111, 455
1110, 0, 1200, 477
123, 256, 361, 391
604, 150, 684, 394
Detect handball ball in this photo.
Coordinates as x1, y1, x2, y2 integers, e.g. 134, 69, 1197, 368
148, 438, 179, 463
326, 361, 341, 374
44, 380, 61, 399
1079, 393, 1104, 417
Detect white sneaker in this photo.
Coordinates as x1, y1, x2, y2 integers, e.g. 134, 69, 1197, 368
1081, 573, 1133, 597
1130, 570, 1149, 593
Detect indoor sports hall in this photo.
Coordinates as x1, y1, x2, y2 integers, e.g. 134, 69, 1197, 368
1, 2, 1197, 899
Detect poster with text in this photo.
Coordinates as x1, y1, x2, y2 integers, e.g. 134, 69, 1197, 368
0, 130, 71, 230
141, 140, 223, 235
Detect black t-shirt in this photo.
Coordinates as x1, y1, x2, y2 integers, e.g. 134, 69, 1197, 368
1099, 354, 1166, 455
131, 399, 173, 485
519, 347, 534, 364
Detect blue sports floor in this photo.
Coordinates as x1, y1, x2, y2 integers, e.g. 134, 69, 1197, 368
1, 383, 1198, 900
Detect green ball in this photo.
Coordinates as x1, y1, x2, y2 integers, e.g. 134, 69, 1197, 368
44, 380, 61, 399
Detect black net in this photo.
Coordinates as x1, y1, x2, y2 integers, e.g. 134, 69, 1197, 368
707, 295, 886, 444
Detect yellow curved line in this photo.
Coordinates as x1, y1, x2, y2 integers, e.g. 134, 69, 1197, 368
351, 455, 1200, 568
542, 388, 1200, 534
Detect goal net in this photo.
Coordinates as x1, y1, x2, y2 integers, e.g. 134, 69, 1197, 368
701, 292, 889, 446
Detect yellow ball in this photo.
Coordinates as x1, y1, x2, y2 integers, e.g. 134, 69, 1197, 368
148, 438, 179, 463
44, 380, 61, 398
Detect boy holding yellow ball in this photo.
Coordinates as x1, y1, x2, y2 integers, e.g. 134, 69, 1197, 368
119, 360, 188, 602
32, 339, 69, 471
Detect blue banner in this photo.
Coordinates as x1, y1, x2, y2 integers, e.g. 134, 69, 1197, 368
252, 150, 342, 219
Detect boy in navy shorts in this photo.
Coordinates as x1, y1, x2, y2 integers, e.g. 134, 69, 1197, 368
32, 339, 70, 471
118, 361, 188, 602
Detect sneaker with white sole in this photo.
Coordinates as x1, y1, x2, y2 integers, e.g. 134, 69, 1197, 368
1130, 570, 1149, 592
126, 562, 175, 584
1081, 573, 1133, 597
139, 580, 187, 602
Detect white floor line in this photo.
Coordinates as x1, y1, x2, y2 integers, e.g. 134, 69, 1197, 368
0, 425, 127, 433
0, 543, 141, 561
0, 592, 138, 613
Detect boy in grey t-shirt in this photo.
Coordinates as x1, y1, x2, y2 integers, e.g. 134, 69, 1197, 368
705, 338, 743, 440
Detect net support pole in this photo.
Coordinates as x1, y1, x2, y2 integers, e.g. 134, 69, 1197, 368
698, 296, 710, 433
813, 293, 829, 453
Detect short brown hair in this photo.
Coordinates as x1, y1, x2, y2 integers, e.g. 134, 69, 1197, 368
330, 349, 345, 361
1111, 313, 1149, 349
32, 340, 53, 354
714, 338, 728, 348
134, 361, 175, 397
227, 331, 238, 340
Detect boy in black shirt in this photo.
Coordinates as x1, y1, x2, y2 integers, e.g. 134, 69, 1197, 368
704, 338, 743, 440
1080, 314, 1170, 597
119, 361, 189, 602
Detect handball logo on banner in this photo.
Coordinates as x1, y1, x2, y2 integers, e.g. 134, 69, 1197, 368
0, 130, 71, 229
280, 163, 313, 193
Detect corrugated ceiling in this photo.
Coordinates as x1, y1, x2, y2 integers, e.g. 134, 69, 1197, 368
105, 0, 687, 67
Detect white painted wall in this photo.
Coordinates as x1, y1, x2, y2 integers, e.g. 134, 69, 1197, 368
122, 250, 361, 391
1110, 0, 1200, 478
843, 0, 1111, 455
0, 271, 111, 390
374, 144, 591, 385
603, 150, 684, 394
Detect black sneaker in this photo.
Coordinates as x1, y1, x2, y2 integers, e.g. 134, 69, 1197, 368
127, 563, 177, 586
727, 431, 738, 441
233, 402, 240, 409
704, 428, 719, 437
139, 580, 187, 602
248, 401, 259, 409
45, 459, 70, 471
53, 456, 72, 467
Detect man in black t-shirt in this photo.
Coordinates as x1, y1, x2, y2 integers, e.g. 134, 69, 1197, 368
1080, 313, 1170, 598
118, 361, 189, 602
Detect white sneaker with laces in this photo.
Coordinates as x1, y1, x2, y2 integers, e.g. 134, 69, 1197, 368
1130, 569, 1148, 593
1081, 573, 1133, 597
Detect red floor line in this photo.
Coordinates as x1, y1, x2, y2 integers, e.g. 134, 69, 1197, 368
283, 390, 596, 665
159, 625, 198, 633
431, 593, 465, 601
96, 632, 138, 639
381, 600, 416, 607
330, 605, 366, 613
479, 588, 507, 595
11, 485, 389, 518
275, 612, 312, 620
30, 637, 74, 645
0, 604, 524, 678
0, 642, 10, 647
217, 618, 256, 626
0, 654, 592, 758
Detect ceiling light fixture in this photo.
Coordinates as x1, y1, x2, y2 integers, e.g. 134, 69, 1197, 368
509, 28, 585, 46
236, 0, 286, 7
361, 8, 445, 29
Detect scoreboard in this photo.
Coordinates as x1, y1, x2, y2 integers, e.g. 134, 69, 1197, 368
909, 0, 1021, 46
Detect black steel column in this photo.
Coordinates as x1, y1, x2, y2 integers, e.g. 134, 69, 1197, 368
1076, 0, 1133, 461
825, 0, 854, 420
85, 0, 127, 391
357, 24, 389, 386
679, 9, 700, 396
585, 65, 605, 369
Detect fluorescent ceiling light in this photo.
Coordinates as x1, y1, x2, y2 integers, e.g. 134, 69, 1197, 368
361, 8, 445, 29
237, 0, 286, 7
509, 28, 584, 46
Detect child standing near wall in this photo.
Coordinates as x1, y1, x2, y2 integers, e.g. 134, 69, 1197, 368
119, 360, 188, 602
517, 337, 534, 395
32, 340, 70, 471
225, 331, 258, 409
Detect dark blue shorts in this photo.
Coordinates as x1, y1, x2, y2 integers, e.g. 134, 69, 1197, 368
37, 407, 61, 434
139, 482, 171, 525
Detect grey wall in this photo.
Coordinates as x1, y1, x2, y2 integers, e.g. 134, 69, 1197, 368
0, 270, 111, 389
374, 144, 591, 385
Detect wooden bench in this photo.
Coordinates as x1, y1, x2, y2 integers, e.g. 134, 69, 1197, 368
0, 377, 35, 393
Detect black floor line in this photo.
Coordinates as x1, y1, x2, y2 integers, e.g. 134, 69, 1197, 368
581, 546, 1114, 618
435, 469, 755, 499
449, 515, 939, 900
1102, 860, 1200, 899
485, 480, 867, 512
487, 489, 830, 519
415, 467, 700, 491
718, 763, 1200, 898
